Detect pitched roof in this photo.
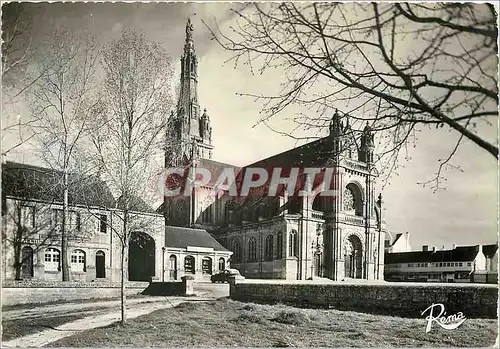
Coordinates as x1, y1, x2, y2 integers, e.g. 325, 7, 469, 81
385, 245, 480, 264
2, 161, 116, 208
165, 226, 230, 252
482, 244, 498, 258
245, 137, 333, 168
117, 195, 156, 213
391, 233, 403, 246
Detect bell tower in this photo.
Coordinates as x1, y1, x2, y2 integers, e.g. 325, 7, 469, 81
166, 18, 214, 167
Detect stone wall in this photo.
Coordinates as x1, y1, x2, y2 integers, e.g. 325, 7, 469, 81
1, 281, 149, 306
230, 281, 498, 318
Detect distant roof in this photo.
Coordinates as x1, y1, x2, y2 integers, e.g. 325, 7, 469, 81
385, 245, 483, 264
483, 244, 498, 258
2, 161, 116, 208
165, 226, 230, 252
196, 158, 240, 172
391, 233, 403, 247
194, 158, 240, 187
117, 195, 156, 214
245, 137, 332, 168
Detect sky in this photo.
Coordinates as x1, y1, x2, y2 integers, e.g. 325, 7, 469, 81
2, 2, 498, 251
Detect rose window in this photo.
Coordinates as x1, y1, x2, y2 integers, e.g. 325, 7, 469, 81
343, 188, 355, 212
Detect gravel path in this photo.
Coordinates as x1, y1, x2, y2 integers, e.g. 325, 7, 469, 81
2, 296, 214, 347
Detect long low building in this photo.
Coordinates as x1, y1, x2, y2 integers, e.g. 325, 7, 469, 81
384, 244, 498, 283
1, 161, 232, 283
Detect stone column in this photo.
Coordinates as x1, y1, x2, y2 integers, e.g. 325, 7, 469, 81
34, 249, 45, 280
182, 275, 195, 296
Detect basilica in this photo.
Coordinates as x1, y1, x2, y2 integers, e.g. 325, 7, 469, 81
162, 19, 389, 281
1, 19, 388, 283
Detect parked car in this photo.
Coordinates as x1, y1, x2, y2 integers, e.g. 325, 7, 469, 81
211, 268, 241, 283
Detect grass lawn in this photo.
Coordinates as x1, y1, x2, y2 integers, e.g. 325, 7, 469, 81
50, 299, 497, 347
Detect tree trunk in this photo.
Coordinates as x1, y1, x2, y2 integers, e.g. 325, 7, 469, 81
120, 209, 129, 325
13, 240, 21, 280
61, 169, 70, 281
120, 243, 127, 325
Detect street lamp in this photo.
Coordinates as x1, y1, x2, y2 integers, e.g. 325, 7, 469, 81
162, 246, 166, 282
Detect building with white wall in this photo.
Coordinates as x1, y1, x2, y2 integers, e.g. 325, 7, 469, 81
384, 244, 498, 283
1, 161, 232, 282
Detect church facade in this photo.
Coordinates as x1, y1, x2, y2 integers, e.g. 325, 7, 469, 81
162, 20, 389, 281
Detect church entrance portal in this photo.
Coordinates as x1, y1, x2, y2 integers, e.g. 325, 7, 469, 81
344, 235, 363, 279
128, 232, 155, 281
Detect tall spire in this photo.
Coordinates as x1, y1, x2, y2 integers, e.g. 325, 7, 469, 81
178, 18, 199, 121
185, 18, 194, 51
165, 17, 214, 163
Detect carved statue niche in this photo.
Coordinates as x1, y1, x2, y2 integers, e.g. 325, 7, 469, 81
186, 19, 194, 42
315, 223, 324, 251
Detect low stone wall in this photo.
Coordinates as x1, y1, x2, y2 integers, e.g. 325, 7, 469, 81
1, 280, 149, 306
230, 280, 498, 318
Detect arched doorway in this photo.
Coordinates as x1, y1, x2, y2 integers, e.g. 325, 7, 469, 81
128, 232, 156, 281
96, 251, 106, 278
21, 246, 33, 279
344, 235, 363, 279
169, 255, 177, 280
218, 257, 225, 271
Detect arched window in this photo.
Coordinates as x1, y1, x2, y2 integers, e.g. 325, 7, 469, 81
44, 248, 60, 272
71, 249, 86, 272
224, 201, 234, 223
248, 237, 257, 262
312, 194, 332, 213
218, 257, 225, 271
241, 207, 250, 223
231, 240, 241, 263
184, 255, 195, 274
276, 232, 283, 259
202, 204, 213, 223
288, 231, 299, 258
254, 205, 264, 222
169, 255, 177, 280
202, 257, 212, 275
264, 235, 274, 261
344, 183, 364, 216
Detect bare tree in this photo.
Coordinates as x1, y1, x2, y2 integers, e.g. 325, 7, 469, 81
1, 163, 103, 280
91, 29, 174, 324
207, 3, 498, 189
2, 199, 55, 280
27, 27, 100, 281
1, 2, 37, 158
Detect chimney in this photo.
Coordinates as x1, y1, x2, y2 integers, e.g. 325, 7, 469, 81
422, 245, 429, 252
